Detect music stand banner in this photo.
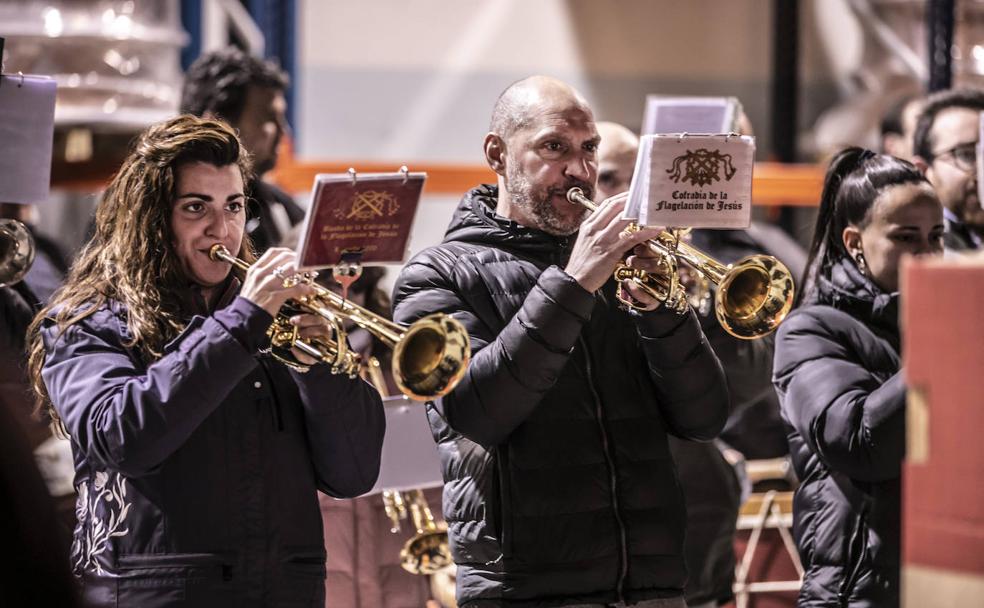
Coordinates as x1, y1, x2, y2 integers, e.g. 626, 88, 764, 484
624, 134, 755, 229
296, 169, 426, 270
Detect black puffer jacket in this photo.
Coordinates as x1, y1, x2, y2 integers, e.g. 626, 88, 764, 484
393, 185, 729, 607
773, 258, 904, 607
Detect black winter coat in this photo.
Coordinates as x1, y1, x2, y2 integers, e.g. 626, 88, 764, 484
773, 258, 905, 607
392, 185, 729, 607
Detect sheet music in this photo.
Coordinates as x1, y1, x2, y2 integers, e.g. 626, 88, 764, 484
642, 95, 739, 136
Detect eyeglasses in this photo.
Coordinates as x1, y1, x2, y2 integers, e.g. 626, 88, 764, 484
931, 141, 978, 173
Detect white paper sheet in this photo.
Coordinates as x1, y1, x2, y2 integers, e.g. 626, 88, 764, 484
0, 74, 56, 205
642, 95, 739, 136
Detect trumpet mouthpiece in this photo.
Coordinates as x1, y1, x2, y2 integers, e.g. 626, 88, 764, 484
566, 187, 585, 203
209, 244, 230, 261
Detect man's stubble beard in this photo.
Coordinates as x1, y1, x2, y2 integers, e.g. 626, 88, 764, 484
504, 164, 589, 237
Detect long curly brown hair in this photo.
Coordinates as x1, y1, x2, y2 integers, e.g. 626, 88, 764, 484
27, 115, 256, 428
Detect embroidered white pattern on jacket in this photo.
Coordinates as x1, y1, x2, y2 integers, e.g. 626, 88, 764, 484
71, 471, 132, 576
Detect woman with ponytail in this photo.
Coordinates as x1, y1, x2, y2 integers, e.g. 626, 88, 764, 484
773, 148, 944, 607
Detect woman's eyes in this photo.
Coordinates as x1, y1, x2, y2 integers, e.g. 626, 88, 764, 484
181, 200, 244, 214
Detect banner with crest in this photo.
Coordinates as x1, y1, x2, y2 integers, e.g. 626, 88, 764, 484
296, 169, 426, 270
624, 134, 755, 229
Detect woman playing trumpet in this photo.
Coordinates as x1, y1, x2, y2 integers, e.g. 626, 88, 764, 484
27, 115, 385, 608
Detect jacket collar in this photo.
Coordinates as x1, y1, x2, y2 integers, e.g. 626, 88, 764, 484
813, 256, 899, 347
176, 275, 241, 319
443, 184, 576, 264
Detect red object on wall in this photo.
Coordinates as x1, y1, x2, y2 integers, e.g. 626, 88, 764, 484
901, 259, 984, 601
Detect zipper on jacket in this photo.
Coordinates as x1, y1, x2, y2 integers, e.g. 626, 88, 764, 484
579, 335, 629, 604
837, 508, 869, 607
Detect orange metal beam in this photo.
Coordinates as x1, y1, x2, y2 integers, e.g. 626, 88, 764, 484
269, 159, 824, 206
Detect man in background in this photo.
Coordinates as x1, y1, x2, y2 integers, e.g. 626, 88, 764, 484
880, 94, 924, 161
913, 88, 984, 253
180, 47, 304, 253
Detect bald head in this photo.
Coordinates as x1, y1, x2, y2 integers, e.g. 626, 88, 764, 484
483, 76, 599, 235
490, 75, 594, 140
595, 122, 639, 199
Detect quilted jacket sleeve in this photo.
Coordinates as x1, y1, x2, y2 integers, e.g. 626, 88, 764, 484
632, 308, 730, 441
291, 366, 385, 497
772, 307, 905, 482
393, 251, 595, 448
41, 297, 271, 477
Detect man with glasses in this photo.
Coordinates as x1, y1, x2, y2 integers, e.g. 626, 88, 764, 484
913, 88, 984, 252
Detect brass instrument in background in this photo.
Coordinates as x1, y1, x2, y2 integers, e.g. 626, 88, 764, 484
369, 365, 455, 579
566, 188, 794, 339
0, 219, 36, 287
383, 489, 453, 575
209, 244, 471, 400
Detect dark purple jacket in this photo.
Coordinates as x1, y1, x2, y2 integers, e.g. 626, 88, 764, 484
40, 293, 385, 607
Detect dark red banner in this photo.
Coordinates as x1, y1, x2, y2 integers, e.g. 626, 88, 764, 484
297, 172, 425, 269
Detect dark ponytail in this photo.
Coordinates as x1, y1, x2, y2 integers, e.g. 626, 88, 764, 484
798, 147, 928, 306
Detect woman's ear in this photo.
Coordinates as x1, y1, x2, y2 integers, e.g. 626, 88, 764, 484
842, 225, 863, 260
484, 133, 506, 176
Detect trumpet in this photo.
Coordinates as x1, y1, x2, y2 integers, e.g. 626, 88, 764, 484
566, 188, 794, 339
209, 245, 470, 400
0, 219, 36, 287
387, 489, 453, 576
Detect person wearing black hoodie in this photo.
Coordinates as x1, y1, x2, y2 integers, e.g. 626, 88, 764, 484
393, 76, 729, 608
772, 148, 945, 607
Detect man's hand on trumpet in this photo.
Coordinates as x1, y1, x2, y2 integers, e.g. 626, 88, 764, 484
564, 193, 663, 293
619, 242, 672, 312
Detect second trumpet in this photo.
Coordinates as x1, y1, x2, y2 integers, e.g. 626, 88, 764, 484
210, 245, 470, 400
566, 188, 794, 339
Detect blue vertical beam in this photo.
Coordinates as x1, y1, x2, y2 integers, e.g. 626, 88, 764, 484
282, 0, 297, 132
247, 0, 297, 133
180, 0, 202, 71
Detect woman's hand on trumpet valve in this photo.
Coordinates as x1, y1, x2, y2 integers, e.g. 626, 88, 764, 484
239, 247, 317, 317
564, 193, 663, 293
287, 313, 335, 366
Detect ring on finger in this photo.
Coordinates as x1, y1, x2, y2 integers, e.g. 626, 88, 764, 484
273, 263, 296, 286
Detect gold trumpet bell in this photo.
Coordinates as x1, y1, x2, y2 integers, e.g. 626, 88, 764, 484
716, 255, 795, 340
399, 522, 453, 575
398, 489, 454, 575
0, 219, 36, 287
394, 314, 471, 401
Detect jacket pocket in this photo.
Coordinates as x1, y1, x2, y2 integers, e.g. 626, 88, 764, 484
116, 552, 232, 582
114, 552, 233, 605
282, 547, 327, 579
